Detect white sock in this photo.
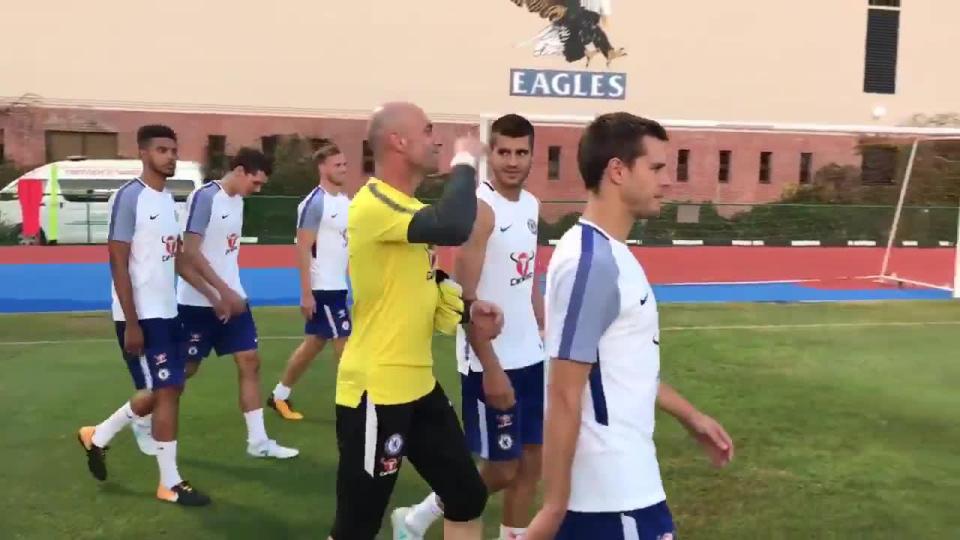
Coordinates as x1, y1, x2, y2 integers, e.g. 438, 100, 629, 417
135, 413, 152, 427
273, 383, 292, 401
244, 408, 269, 446
92, 401, 136, 447
405, 492, 444, 535
155, 440, 184, 489
501, 525, 528, 539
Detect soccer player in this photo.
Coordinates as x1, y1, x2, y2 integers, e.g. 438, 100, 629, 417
397, 114, 546, 540
328, 102, 502, 540
526, 113, 735, 540
268, 139, 351, 420
77, 124, 211, 506
176, 147, 298, 459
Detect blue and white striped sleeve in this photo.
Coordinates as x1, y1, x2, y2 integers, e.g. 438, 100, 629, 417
298, 189, 325, 231
185, 185, 217, 235
108, 182, 144, 243
546, 233, 621, 364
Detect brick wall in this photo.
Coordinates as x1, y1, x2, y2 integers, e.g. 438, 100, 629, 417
2, 106, 882, 212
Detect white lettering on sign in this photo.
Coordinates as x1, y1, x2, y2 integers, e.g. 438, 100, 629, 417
510, 69, 627, 100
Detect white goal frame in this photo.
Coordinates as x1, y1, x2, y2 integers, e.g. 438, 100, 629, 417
479, 114, 960, 298
874, 135, 960, 298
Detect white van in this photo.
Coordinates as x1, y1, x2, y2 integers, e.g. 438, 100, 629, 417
0, 158, 203, 244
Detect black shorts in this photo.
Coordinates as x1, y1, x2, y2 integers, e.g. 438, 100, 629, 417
330, 383, 487, 540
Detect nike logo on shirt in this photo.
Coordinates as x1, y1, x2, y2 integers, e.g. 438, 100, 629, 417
331, 213, 339, 218
149, 214, 159, 220
641, 293, 649, 305
221, 214, 229, 219
500, 225, 512, 232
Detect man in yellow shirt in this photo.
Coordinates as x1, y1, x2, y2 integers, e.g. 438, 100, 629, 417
329, 102, 502, 540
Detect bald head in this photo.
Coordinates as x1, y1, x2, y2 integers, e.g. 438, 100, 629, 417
366, 101, 440, 175
368, 102, 427, 155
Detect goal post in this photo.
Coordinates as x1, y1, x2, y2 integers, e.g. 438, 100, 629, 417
873, 134, 960, 299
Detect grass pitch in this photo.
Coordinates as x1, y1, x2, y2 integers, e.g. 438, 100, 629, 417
2, 301, 959, 539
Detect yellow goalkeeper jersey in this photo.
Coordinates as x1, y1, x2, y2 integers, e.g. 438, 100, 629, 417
336, 177, 439, 407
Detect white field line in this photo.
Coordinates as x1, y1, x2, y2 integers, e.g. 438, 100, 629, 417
2, 320, 960, 347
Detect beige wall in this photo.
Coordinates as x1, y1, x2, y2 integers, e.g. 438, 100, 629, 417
1, 0, 957, 125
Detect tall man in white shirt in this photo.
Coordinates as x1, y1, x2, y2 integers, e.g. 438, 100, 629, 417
526, 113, 734, 540
177, 147, 298, 459
396, 114, 546, 540
77, 124, 212, 506
269, 139, 351, 420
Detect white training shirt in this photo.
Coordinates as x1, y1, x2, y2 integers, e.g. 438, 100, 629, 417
545, 219, 666, 513
457, 183, 545, 374
581, 0, 613, 16
176, 181, 246, 306
108, 179, 180, 322
297, 186, 350, 291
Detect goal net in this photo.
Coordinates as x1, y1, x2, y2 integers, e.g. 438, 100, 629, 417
479, 114, 960, 297
876, 136, 960, 298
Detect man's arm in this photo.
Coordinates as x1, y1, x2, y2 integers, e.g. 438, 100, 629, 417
532, 271, 545, 334
455, 200, 497, 370
406, 159, 478, 246
538, 357, 590, 517
295, 228, 318, 306
106, 186, 143, 354
181, 233, 234, 300
179, 187, 244, 312
294, 193, 323, 318
658, 381, 735, 468
174, 247, 220, 309
656, 381, 699, 426
108, 241, 139, 324
454, 199, 515, 409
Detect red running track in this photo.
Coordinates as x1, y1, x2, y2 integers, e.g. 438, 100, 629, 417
0, 245, 953, 288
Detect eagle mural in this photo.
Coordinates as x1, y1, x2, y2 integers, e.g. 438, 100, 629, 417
510, 0, 627, 68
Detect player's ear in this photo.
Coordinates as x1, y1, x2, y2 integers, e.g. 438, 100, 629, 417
606, 158, 625, 186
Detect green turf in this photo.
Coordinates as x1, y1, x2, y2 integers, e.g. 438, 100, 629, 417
2, 302, 959, 539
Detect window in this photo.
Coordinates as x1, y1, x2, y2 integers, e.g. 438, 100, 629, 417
677, 149, 690, 182
759, 152, 772, 184
864, 7, 900, 94
548, 146, 561, 180
261, 135, 279, 159
869, 0, 900, 7
718, 150, 732, 183
362, 140, 375, 175
799, 152, 813, 184
861, 145, 898, 185
45, 131, 118, 162
206, 135, 227, 178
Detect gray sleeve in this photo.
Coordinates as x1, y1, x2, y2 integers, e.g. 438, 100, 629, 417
107, 182, 143, 243
185, 186, 216, 235
298, 190, 325, 230
547, 236, 620, 364
406, 164, 477, 246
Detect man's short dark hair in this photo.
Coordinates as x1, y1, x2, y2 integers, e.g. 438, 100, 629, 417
490, 114, 535, 148
136, 124, 177, 149
229, 147, 273, 176
577, 113, 668, 192
312, 138, 342, 165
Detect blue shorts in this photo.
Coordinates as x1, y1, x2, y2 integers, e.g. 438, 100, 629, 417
178, 304, 259, 362
557, 501, 676, 540
461, 361, 544, 461
114, 317, 185, 391
305, 290, 352, 339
